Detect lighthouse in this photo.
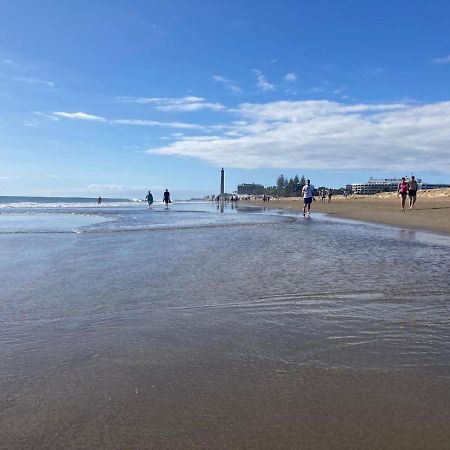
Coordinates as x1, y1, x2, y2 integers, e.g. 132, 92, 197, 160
220, 167, 225, 196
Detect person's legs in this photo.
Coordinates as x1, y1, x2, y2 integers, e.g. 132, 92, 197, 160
304, 197, 312, 215
401, 193, 406, 210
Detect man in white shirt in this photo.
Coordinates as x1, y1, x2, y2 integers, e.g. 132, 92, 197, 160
302, 179, 315, 216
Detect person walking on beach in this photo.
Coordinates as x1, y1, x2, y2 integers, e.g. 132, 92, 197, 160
302, 179, 315, 217
408, 176, 418, 209
145, 190, 153, 206
97, 196, 102, 205
398, 177, 409, 210
163, 189, 171, 208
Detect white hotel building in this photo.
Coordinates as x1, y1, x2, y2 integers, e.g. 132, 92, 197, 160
349, 177, 450, 195
350, 177, 420, 195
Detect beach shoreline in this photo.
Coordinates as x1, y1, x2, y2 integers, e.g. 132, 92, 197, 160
247, 189, 450, 236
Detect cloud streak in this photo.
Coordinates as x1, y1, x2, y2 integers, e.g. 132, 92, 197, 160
117, 96, 225, 112
145, 100, 450, 173
86, 184, 147, 192
431, 55, 450, 64
112, 119, 205, 130
0, 175, 20, 180
14, 76, 55, 87
254, 69, 275, 92
53, 112, 106, 122
213, 75, 242, 93
51, 111, 204, 130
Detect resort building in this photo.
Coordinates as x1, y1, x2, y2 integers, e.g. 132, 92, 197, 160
420, 182, 450, 190
351, 178, 409, 195
350, 177, 450, 195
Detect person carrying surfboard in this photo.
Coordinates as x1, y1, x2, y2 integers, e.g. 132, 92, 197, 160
145, 190, 153, 206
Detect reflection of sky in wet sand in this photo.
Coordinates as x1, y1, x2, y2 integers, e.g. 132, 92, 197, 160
0, 213, 110, 233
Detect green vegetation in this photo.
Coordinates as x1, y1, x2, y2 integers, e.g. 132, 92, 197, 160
260, 174, 346, 197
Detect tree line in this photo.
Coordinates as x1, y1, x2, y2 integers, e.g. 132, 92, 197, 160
256, 174, 346, 197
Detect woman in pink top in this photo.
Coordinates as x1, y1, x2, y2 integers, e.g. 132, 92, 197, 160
397, 177, 409, 210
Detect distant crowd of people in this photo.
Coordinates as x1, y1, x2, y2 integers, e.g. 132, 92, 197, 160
319, 189, 332, 203
96, 176, 418, 215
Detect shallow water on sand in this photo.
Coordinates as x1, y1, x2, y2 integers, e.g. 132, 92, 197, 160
1, 202, 449, 448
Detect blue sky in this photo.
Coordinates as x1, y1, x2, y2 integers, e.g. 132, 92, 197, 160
1, 0, 450, 199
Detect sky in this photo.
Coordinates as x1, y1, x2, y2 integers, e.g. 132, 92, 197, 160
1, 0, 450, 199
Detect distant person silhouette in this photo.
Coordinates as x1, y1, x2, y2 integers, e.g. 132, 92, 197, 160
97, 196, 102, 205
163, 189, 171, 208
145, 190, 154, 206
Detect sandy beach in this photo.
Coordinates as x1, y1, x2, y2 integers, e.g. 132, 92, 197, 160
251, 189, 450, 235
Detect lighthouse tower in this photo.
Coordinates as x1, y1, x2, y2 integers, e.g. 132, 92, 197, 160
220, 167, 225, 196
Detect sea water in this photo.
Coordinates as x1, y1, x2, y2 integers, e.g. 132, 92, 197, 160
1, 200, 449, 448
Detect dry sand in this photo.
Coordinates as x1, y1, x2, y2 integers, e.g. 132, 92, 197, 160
250, 189, 450, 235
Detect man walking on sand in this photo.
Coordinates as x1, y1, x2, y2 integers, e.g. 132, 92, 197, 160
302, 179, 315, 217
408, 176, 418, 209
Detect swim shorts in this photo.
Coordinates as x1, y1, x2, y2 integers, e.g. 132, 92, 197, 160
408, 189, 417, 197
304, 197, 312, 205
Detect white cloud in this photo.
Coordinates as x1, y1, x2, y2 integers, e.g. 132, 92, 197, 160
0, 175, 20, 180
333, 86, 346, 95
43, 110, 205, 130
53, 112, 106, 122
253, 69, 276, 92
14, 76, 54, 87
86, 184, 147, 192
431, 55, 450, 64
144, 100, 450, 173
117, 96, 225, 112
34, 111, 60, 121
283, 72, 297, 82
308, 86, 325, 93
213, 75, 242, 93
112, 119, 204, 130
270, 58, 278, 64
1, 59, 12, 64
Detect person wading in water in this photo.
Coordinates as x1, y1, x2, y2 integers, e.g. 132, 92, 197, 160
163, 189, 171, 209
145, 190, 153, 206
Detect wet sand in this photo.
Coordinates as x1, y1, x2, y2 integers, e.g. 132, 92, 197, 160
1, 204, 450, 449
3, 361, 449, 449
252, 189, 450, 235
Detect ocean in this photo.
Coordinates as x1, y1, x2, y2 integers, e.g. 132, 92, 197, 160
1, 199, 449, 448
